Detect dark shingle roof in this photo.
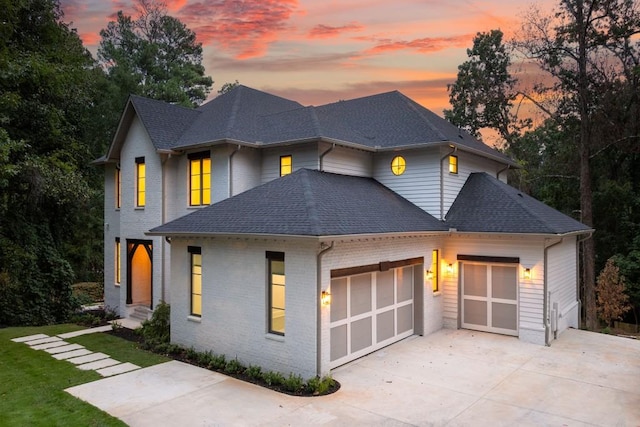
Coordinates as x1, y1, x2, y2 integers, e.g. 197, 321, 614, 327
148, 169, 448, 237
445, 173, 591, 234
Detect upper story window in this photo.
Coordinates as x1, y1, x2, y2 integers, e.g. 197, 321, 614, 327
431, 249, 439, 292
189, 152, 211, 206
267, 251, 285, 335
391, 156, 406, 176
189, 246, 202, 317
115, 167, 121, 209
115, 237, 121, 285
280, 155, 292, 176
135, 157, 145, 207
449, 155, 458, 174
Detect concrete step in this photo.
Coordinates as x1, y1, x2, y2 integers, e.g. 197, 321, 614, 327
129, 306, 151, 322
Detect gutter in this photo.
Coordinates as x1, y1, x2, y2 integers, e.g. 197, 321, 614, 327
316, 241, 334, 377
497, 164, 510, 180
543, 237, 564, 346
440, 145, 457, 220
319, 143, 335, 172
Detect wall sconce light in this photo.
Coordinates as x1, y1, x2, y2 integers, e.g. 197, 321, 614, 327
425, 269, 433, 280
321, 290, 331, 305
447, 263, 454, 275
524, 268, 531, 280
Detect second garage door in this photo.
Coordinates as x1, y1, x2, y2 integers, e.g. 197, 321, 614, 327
329, 265, 416, 369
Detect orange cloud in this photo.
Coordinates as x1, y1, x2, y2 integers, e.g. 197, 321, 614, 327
365, 35, 473, 55
166, 0, 188, 12
80, 31, 101, 46
178, 0, 299, 59
308, 22, 364, 39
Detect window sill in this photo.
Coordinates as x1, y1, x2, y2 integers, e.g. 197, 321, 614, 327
432, 291, 442, 297
187, 205, 207, 210
135, 207, 145, 210
114, 283, 121, 287
187, 315, 202, 323
265, 333, 284, 342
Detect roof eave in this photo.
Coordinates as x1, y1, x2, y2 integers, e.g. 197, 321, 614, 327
448, 229, 594, 238
145, 230, 450, 239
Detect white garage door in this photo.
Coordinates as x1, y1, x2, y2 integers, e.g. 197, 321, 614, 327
461, 262, 518, 336
329, 265, 415, 369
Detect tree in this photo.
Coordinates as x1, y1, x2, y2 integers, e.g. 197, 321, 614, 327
515, 0, 640, 330
444, 30, 530, 146
596, 258, 631, 327
218, 80, 240, 95
0, 0, 102, 325
98, 0, 213, 108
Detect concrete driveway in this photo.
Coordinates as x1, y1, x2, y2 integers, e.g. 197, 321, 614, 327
66, 328, 640, 426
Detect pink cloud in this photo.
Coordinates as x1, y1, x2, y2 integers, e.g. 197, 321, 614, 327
365, 34, 473, 55
308, 22, 364, 39
166, 0, 188, 12
178, 0, 299, 59
80, 32, 102, 46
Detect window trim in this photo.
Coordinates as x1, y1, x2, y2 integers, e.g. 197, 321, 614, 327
267, 251, 285, 335
115, 237, 121, 285
188, 151, 211, 206
449, 155, 458, 174
189, 246, 202, 317
431, 249, 439, 292
390, 155, 406, 176
135, 157, 145, 207
280, 155, 292, 177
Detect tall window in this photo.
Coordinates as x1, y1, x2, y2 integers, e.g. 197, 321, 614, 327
115, 238, 121, 285
280, 155, 292, 176
189, 246, 202, 317
431, 249, 439, 292
449, 155, 458, 174
189, 152, 211, 206
115, 167, 121, 209
267, 251, 285, 335
135, 157, 145, 207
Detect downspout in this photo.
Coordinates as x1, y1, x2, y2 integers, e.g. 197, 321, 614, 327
316, 241, 334, 377
319, 143, 335, 172
440, 146, 457, 220
228, 145, 241, 197
160, 153, 171, 305
543, 237, 564, 346
496, 164, 510, 181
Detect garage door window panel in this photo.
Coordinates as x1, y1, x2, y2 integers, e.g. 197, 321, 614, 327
350, 274, 372, 316
330, 324, 348, 361
465, 264, 487, 297
492, 302, 517, 330
377, 310, 395, 343
376, 270, 394, 309
330, 278, 348, 322
351, 317, 373, 353
492, 266, 517, 300
397, 266, 413, 302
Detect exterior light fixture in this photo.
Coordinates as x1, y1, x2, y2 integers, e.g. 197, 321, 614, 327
447, 263, 454, 275
321, 290, 331, 305
524, 268, 531, 280
425, 269, 433, 280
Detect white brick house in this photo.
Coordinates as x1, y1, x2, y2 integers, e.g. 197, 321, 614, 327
97, 86, 592, 378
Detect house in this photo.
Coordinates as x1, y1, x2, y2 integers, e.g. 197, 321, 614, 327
97, 85, 592, 379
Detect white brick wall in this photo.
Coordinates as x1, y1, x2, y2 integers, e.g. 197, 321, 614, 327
103, 163, 121, 312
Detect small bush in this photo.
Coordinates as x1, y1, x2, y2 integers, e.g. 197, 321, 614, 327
283, 373, 304, 393
224, 358, 244, 375
71, 282, 104, 304
306, 375, 336, 395
244, 365, 262, 381
263, 371, 285, 387
140, 301, 170, 348
208, 354, 226, 370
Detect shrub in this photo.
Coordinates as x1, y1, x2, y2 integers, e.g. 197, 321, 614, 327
263, 371, 285, 387
140, 301, 170, 348
208, 354, 226, 370
244, 365, 262, 381
306, 375, 336, 395
224, 358, 244, 375
283, 373, 304, 393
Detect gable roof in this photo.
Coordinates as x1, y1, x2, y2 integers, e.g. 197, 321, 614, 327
100, 85, 518, 167
445, 173, 592, 235
148, 169, 448, 237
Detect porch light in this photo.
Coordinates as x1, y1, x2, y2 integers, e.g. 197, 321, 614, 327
524, 268, 531, 280
447, 263, 454, 276
321, 290, 331, 305
425, 269, 433, 280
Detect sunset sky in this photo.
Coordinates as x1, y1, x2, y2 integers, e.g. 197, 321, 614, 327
59, 0, 556, 114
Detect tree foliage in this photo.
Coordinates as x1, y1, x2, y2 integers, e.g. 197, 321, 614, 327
596, 258, 631, 326
98, 0, 213, 108
0, 0, 102, 325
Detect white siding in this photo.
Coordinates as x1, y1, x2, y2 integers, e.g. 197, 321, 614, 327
547, 237, 579, 338
373, 149, 441, 218
103, 163, 121, 312
169, 237, 319, 379
321, 144, 373, 177
443, 235, 546, 345
261, 144, 319, 184
231, 146, 261, 196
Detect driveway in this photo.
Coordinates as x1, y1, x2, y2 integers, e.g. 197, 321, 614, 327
66, 328, 640, 426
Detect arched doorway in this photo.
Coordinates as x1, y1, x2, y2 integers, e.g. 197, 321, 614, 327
127, 240, 153, 309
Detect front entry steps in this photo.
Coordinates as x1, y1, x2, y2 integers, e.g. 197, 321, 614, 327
129, 305, 152, 322
11, 327, 140, 377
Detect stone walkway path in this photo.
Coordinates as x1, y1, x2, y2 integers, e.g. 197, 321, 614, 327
11, 326, 140, 377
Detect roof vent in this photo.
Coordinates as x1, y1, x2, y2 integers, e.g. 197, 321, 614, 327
517, 193, 523, 198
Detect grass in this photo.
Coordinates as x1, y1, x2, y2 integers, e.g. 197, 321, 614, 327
0, 324, 169, 426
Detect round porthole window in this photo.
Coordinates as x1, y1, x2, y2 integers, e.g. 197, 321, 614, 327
390, 156, 406, 176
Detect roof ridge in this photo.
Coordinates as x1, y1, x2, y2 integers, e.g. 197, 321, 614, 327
300, 169, 322, 235
225, 85, 243, 134
397, 92, 448, 141
309, 106, 322, 137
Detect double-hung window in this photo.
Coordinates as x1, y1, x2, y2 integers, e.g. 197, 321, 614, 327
189, 246, 202, 317
115, 238, 121, 285
115, 167, 121, 209
449, 155, 458, 174
431, 249, 439, 292
280, 155, 292, 177
267, 251, 285, 335
189, 152, 211, 206
135, 157, 145, 207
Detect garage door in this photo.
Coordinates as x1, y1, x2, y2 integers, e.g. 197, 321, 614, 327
461, 262, 518, 336
329, 266, 415, 369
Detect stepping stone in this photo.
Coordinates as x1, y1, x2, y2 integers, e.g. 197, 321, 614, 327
67, 352, 110, 365
97, 362, 140, 377
31, 340, 69, 350
53, 349, 92, 360
27, 336, 62, 346
58, 325, 112, 339
45, 344, 84, 354
76, 358, 121, 371
11, 334, 49, 343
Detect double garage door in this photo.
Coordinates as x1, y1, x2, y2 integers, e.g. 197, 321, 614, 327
461, 262, 518, 336
329, 265, 416, 368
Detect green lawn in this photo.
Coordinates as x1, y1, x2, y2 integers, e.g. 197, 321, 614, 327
0, 324, 169, 426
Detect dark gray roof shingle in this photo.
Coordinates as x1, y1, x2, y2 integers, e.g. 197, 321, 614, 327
149, 169, 448, 237
445, 173, 591, 234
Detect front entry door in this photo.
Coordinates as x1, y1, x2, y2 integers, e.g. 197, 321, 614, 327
127, 240, 153, 309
